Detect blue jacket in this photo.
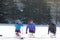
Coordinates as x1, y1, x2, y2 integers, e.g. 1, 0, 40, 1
15, 23, 23, 30
26, 23, 35, 33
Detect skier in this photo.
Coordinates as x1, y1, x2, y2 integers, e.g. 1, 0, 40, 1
48, 20, 56, 38
15, 20, 23, 39
26, 19, 36, 38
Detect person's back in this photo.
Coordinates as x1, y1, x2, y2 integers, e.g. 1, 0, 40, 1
15, 20, 23, 38
48, 22, 56, 33
15, 23, 23, 30
27, 23, 35, 31
26, 19, 36, 38
48, 21, 56, 38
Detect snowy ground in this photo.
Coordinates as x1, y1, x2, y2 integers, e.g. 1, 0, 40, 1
0, 24, 60, 40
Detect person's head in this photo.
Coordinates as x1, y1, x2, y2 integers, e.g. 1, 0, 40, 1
17, 21, 22, 24
16, 20, 22, 24
50, 19, 56, 24
29, 19, 33, 23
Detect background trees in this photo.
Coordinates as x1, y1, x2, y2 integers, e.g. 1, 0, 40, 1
0, 0, 51, 24
21, 0, 51, 24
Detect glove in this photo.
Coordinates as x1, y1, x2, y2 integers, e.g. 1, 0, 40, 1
48, 32, 49, 34
26, 32, 27, 34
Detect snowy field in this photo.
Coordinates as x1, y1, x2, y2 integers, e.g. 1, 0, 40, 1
0, 24, 60, 40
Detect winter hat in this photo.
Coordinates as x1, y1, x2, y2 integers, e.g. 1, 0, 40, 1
16, 19, 22, 23
29, 19, 33, 22
51, 19, 56, 24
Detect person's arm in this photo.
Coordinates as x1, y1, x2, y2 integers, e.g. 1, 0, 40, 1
26, 24, 29, 34
21, 24, 24, 26
48, 26, 50, 34
34, 24, 36, 31
54, 24, 56, 32
48, 28, 49, 34
15, 24, 17, 27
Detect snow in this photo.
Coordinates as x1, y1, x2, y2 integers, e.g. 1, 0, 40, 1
0, 24, 60, 40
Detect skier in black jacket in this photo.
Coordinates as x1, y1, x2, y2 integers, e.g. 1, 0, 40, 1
48, 21, 56, 37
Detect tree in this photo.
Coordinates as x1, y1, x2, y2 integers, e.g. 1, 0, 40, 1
21, 0, 51, 24
0, 0, 22, 23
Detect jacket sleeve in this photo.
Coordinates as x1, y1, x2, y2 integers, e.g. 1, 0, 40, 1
34, 24, 36, 31
48, 25, 50, 34
48, 28, 49, 34
21, 24, 24, 26
26, 24, 29, 33
15, 24, 17, 27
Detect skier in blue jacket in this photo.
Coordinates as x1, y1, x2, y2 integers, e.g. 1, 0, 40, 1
26, 19, 36, 37
15, 20, 23, 38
